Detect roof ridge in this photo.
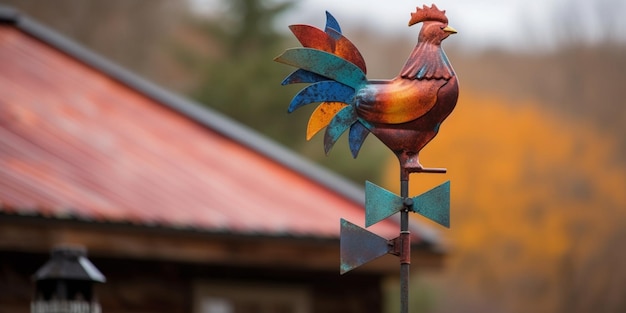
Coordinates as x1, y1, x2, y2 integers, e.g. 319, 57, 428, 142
0, 5, 20, 24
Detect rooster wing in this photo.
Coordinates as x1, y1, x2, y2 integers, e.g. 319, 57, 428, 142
355, 78, 448, 124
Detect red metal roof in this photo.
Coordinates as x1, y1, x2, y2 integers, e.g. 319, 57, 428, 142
0, 22, 409, 240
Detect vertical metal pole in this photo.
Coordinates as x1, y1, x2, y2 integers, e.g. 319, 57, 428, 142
400, 179, 410, 313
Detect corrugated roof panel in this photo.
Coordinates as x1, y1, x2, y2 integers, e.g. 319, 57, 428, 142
0, 25, 403, 239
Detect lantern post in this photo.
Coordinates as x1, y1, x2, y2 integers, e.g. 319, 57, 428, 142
31, 245, 106, 313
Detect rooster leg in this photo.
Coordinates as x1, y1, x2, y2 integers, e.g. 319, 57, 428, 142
397, 151, 422, 180
397, 151, 446, 180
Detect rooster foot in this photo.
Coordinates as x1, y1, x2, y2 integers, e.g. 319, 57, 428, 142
398, 152, 446, 179
404, 156, 424, 172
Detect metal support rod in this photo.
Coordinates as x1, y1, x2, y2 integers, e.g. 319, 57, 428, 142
400, 166, 445, 313
400, 179, 410, 313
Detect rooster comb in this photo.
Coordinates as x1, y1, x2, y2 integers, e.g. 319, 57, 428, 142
408, 4, 448, 26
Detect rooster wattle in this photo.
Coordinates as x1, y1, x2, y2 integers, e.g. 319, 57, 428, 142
275, 4, 459, 178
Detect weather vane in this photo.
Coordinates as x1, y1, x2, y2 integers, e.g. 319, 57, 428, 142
275, 4, 458, 313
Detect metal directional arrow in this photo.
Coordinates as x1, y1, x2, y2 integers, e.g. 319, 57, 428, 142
365, 180, 450, 228
340, 219, 390, 274
340, 219, 410, 275
340, 180, 450, 274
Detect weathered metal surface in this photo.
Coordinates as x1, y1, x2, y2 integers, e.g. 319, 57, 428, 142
276, 5, 458, 176
288, 81, 354, 113
324, 11, 341, 34
274, 48, 366, 90
399, 182, 411, 313
324, 105, 357, 154
383, 231, 411, 263
366, 180, 450, 228
281, 68, 327, 85
307, 102, 347, 140
347, 121, 370, 158
411, 180, 450, 227
340, 218, 391, 274
365, 180, 405, 227
397, 231, 411, 264
288, 15, 366, 74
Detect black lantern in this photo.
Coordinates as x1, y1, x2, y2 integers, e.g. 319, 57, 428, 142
31, 245, 106, 313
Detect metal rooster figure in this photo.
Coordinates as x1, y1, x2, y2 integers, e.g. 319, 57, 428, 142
275, 4, 458, 313
275, 4, 458, 179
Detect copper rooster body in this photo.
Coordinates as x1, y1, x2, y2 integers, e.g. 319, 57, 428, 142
275, 4, 459, 176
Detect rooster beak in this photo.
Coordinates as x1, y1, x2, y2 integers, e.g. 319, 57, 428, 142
443, 25, 457, 34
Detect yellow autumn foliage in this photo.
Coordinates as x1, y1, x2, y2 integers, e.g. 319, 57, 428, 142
382, 92, 626, 313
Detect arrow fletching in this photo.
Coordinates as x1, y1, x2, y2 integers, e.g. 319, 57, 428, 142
365, 181, 404, 227
365, 181, 451, 228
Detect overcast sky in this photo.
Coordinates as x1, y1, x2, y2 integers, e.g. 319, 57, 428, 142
280, 0, 626, 51
192, 0, 626, 51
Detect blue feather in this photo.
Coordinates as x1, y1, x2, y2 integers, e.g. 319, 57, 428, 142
324, 106, 357, 154
274, 48, 367, 90
348, 122, 370, 158
325, 11, 342, 35
282, 69, 329, 85
288, 81, 355, 113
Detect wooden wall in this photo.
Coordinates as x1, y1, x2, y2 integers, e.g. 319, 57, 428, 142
0, 250, 384, 313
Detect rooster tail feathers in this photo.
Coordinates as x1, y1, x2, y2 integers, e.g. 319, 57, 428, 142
281, 69, 328, 85
306, 102, 367, 157
348, 121, 371, 158
324, 106, 357, 155
288, 24, 333, 52
325, 28, 367, 74
274, 48, 366, 90
276, 12, 367, 88
288, 81, 355, 113
325, 11, 341, 35
276, 12, 371, 156
286, 14, 366, 74
307, 102, 347, 140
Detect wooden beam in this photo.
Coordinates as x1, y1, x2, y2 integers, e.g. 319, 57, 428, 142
0, 216, 444, 273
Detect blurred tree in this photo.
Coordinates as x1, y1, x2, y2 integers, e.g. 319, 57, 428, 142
449, 45, 626, 160
0, 0, 185, 82
175, 0, 300, 144
381, 93, 626, 313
